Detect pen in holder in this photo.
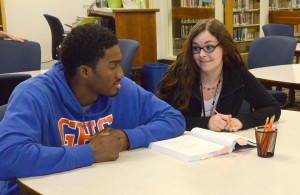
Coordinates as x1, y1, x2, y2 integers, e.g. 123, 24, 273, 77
255, 116, 278, 158
255, 115, 278, 158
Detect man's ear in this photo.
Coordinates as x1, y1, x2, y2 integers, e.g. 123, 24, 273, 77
79, 65, 91, 79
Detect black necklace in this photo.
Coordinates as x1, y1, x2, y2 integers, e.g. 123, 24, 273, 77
200, 77, 222, 117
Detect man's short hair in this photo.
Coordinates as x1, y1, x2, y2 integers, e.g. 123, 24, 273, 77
60, 24, 118, 77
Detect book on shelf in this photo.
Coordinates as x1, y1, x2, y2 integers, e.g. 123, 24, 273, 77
294, 24, 300, 36
234, 28, 255, 41
180, 0, 214, 8
234, 0, 254, 10
292, 0, 300, 9
149, 127, 256, 162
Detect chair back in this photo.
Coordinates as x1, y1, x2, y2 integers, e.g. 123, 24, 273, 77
44, 14, 65, 60
247, 36, 293, 105
0, 74, 32, 105
262, 23, 294, 37
0, 40, 41, 74
247, 36, 296, 69
0, 104, 7, 121
118, 39, 140, 78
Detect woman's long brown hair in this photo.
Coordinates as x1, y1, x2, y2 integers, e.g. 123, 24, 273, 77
156, 19, 245, 112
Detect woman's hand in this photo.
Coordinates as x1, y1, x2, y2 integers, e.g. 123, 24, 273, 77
208, 113, 242, 132
224, 118, 243, 132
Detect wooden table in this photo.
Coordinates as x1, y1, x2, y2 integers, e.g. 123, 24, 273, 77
16, 110, 300, 194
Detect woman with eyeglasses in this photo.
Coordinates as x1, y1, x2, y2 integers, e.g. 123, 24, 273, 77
157, 18, 281, 132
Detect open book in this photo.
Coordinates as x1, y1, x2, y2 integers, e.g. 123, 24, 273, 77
149, 127, 256, 162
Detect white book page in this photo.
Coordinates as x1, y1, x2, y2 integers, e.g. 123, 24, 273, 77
191, 127, 256, 147
191, 127, 237, 147
150, 135, 227, 161
222, 133, 256, 146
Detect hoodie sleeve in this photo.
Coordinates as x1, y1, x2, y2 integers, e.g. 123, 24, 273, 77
120, 81, 186, 149
0, 90, 94, 180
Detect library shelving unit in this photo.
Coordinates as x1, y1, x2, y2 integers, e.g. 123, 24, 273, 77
269, 0, 300, 40
225, 0, 262, 55
0, 0, 6, 32
171, 0, 215, 56
269, 0, 291, 9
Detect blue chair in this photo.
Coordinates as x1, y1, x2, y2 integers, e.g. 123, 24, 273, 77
0, 40, 38, 105
0, 74, 32, 106
0, 40, 41, 74
248, 36, 297, 106
262, 23, 297, 63
262, 24, 295, 62
262, 23, 298, 106
118, 39, 140, 78
0, 104, 7, 121
262, 24, 294, 37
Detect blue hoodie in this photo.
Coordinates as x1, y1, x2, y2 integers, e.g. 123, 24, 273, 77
0, 62, 185, 194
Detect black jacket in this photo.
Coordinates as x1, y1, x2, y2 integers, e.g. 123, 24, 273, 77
184, 66, 281, 130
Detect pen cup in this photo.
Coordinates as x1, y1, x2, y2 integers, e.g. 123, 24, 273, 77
255, 126, 277, 158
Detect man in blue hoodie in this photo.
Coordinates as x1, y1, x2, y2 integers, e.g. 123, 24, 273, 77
0, 24, 185, 194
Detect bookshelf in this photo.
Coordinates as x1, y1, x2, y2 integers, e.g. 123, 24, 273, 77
171, 0, 215, 56
153, 0, 270, 60
269, 0, 300, 40
269, 0, 291, 9
225, 0, 263, 55
292, 0, 300, 8
149, 0, 223, 60
0, 0, 6, 32
269, 10, 300, 39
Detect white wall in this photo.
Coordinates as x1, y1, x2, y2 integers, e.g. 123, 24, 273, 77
149, 0, 171, 60
5, 0, 92, 64
5, 0, 171, 66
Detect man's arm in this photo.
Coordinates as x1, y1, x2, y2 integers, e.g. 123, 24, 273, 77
0, 30, 27, 42
0, 91, 94, 180
118, 80, 186, 150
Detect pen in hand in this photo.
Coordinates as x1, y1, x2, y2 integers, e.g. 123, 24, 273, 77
213, 109, 236, 131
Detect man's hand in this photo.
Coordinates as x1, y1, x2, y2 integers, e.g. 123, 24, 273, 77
88, 128, 129, 163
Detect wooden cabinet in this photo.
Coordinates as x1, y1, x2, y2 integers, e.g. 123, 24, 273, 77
0, 0, 6, 32
171, 0, 215, 56
88, 8, 159, 67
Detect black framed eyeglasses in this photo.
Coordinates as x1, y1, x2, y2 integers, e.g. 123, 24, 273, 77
192, 44, 220, 54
